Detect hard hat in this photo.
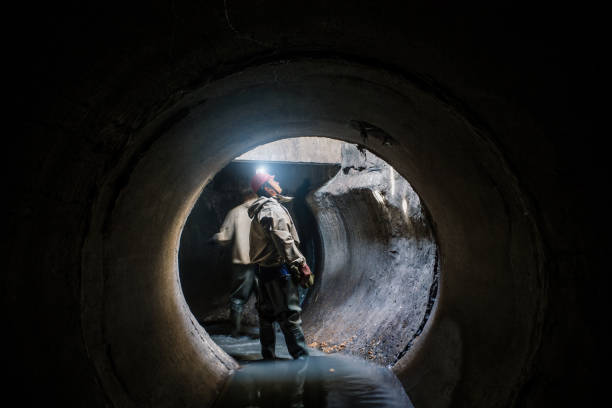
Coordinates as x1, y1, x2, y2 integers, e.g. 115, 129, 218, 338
250, 172, 274, 194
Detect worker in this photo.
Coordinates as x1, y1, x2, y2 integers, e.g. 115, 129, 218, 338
248, 171, 314, 360
210, 189, 258, 337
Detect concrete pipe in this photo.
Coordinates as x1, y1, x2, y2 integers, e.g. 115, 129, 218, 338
11, 6, 601, 407
78, 60, 545, 407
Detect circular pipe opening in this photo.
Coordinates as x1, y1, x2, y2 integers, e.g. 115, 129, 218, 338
178, 137, 439, 366
81, 59, 545, 407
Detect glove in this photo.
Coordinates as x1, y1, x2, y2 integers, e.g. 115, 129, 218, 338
300, 263, 315, 288
291, 262, 314, 288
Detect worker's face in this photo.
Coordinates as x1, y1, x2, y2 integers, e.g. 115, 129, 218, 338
267, 177, 282, 194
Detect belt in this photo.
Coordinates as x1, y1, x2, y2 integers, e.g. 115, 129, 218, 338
257, 264, 291, 283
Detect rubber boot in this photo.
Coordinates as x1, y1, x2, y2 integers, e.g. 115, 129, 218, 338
259, 318, 276, 360
280, 318, 309, 359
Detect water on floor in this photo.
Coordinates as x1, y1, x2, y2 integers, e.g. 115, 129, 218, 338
207, 322, 326, 361
207, 322, 414, 408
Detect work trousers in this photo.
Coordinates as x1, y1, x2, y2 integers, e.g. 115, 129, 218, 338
256, 265, 309, 360
229, 264, 256, 335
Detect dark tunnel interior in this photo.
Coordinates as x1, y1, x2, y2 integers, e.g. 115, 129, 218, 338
179, 138, 438, 368
7, 2, 604, 407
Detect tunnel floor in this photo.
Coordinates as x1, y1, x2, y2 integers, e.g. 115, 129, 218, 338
206, 322, 326, 361
209, 322, 413, 407
213, 355, 413, 408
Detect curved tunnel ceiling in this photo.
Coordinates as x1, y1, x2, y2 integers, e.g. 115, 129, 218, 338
79, 59, 546, 407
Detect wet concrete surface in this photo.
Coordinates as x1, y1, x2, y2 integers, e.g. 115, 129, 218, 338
214, 356, 413, 408
208, 323, 414, 407
207, 323, 326, 361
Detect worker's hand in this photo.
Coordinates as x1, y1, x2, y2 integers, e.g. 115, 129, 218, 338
206, 237, 217, 246
298, 263, 314, 289
290, 263, 300, 276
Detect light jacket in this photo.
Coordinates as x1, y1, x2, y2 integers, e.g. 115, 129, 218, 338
248, 195, 306, 267
212, 198, 257, 264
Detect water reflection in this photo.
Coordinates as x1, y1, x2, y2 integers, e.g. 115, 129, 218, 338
214, 355, 413, 408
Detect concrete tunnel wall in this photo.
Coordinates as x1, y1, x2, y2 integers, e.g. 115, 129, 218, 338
25, 59, 546, 407
83, 60, 525, 407
7, 3, 603, 408
301, 143, 438, 366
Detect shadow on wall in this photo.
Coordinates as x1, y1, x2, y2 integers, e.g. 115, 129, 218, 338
178, 160, 340, 326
